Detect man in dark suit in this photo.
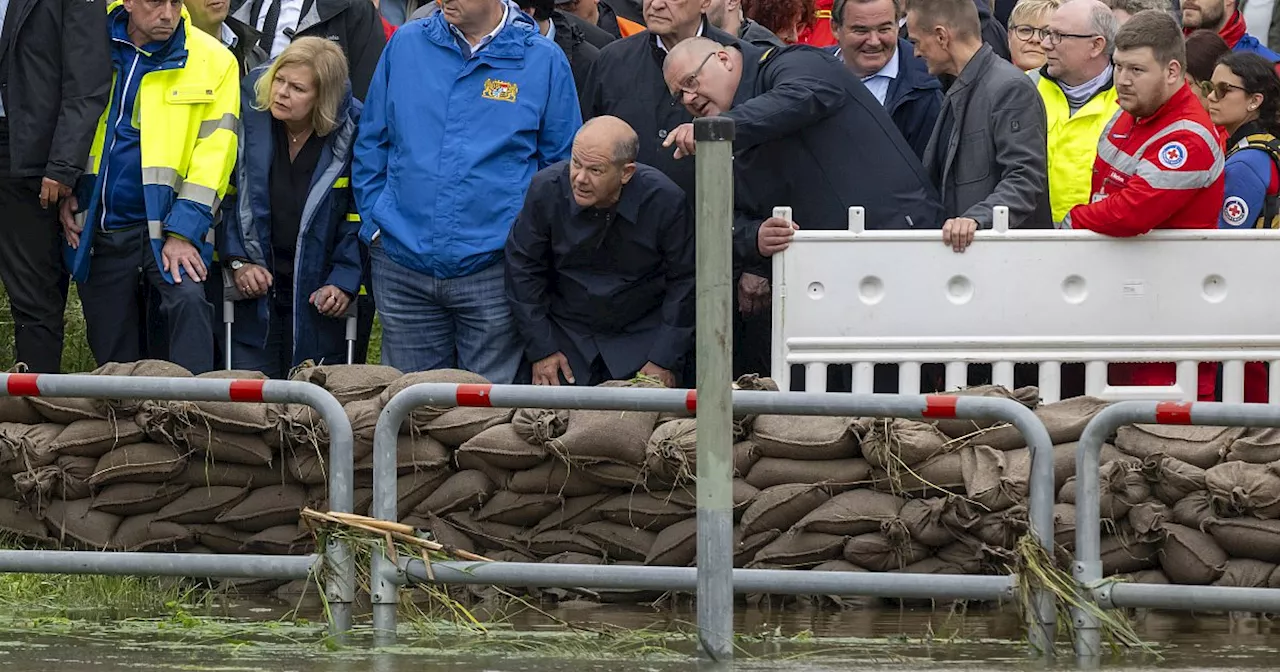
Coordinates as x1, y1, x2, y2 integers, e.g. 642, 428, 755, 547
907, 0, 1050, 251
0, 0, 110, 373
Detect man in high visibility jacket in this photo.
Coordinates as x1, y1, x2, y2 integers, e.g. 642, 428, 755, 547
58, 0, 239, 375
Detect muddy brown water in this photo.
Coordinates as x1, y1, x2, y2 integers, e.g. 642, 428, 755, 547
2, 599, 1280, 671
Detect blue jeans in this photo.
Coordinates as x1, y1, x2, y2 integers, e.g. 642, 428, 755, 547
370, 245, 522, 383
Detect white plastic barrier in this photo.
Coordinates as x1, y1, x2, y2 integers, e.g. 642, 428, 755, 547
769, 205, 1280, 403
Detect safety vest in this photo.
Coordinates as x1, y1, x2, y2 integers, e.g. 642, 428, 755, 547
1237, 132, 1280, 229
617, 15, 645, 37
1034, 72, 1120, 224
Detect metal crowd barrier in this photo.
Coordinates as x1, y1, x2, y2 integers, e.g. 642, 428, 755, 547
370, 383, 1059, 659
0, 373, 355, 638
1075, 400, 1280, 665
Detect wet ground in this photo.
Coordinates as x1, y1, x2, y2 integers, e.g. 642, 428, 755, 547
3, 598, 1280, 671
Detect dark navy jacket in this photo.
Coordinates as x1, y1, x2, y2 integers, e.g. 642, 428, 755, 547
220, 66, 364, 369
725, 45, 944, 274
830, 39, 942, 159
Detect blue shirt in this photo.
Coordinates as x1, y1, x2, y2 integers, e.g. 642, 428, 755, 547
835, 46, 899, 106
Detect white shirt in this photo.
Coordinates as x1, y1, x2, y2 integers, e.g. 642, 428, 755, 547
256, 0, 304, 59
835, 45, 900, 106
1243, 0, 1276, 50
220, 22, 239, 49
655, 21, 704, 53
448, 1, 509, 58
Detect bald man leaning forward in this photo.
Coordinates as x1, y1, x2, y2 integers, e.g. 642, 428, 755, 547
504, 116, 696, 388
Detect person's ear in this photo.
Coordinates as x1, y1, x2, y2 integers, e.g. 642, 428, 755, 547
1168, 59, 1183, 86
620, 162, 637, 185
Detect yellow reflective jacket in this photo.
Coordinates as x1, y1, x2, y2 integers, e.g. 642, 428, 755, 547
67, 2, 239, 284
1033, 71, 1120, 224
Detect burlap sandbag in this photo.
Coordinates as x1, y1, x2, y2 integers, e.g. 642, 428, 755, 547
395, 469, 451, 520
744, 457, 872, 491
862, 419, 952, 469
1159, 522, 1228, 585
599, 492, 692, 530
508, 460, 605, 497
896, 557, 964, 575
512, 408, 569, 446
1212, 559, 1280, 588
92, 482, 190, 516
961, 444, 1029, 512
416, 470, 496, 516
935, 537, 991, 574
740, 483, 830, 536
191, 524, 253, 553
793, 489, 904, 536
1055, 503, 1078, 551
175, 459, 287, 489
15, 455, 95, 508
527, 529, 605, 557
0, 423, 62, 473
28, 395, 104, 425
549, 382, 658, 465
379, 369, 490, 427
155, 485, 252, 524
1114, 424, 1242, 469
458, 424, 548, 471
870, 451, 965, 498
843, 522, 931, 571
580, 461, 668, 491
170, 370, 277, 434
245, 522, 313, 555
50, 419, 144, 459
1115, 569, 1170, 585
419, 513, 477, 555
646, 518, 698, 566
969, 396, 1112, 451
215, 484, 306, 532
343, 397, 380, 461
453, 450, 512, 489
1127, 501, 1169, 544
1225, 428, 1280, 464
1205, 461, 1280, 518
475, 490, 563, 527
542, 551, 605, 565
644, 418, 697, 486
0, 474, 18, 500
1059, 460, 1150, 520
1027, 442, 1127, 487
932, 385, 1040, 439
577, 521, 657, 562
0, 366, 44, 424
0, 498, 47, 542
750, 415, 858, 461
354, 434, 451, 475
1142, 454, 1207, 506
94, 360, 193, 415
734, 478, 759, 521
899, 496, 980, 547
731, 373, 780, 439
1171, 491, 1215, 530
426, 407, 514, 448
89, 442, 187, 486
291, 363, 403, 405
733, 441, 761, 478
181, 426, 274, 466
735, 529, 781, 567
971, 505, 1029, 549
1099, 522, 1160, 575
748, 531, 846, 569
529, 493, 610, 536
1205, 517, 1280, 562
110, 513, 193, 552
42, 498, 120, 549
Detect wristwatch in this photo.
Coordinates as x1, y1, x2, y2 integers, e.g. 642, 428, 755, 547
229, 259, 246, 271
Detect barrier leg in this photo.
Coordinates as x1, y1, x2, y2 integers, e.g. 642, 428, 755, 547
223, 300, 234, 371
370, 392, 412, 645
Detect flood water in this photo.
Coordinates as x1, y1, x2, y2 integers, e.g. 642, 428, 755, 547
3, 597, 1280, 671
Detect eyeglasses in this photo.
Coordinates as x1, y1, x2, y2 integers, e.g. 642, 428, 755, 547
1011, 25, 1049, 41
669, 52, 718, 104
1042, 30, 1099, 46
1206, 81, 1249, 100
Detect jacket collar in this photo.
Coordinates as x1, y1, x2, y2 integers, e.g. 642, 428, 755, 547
1227, 119, 1268, 149
950, 42, 993, 93
565, 163, 644, 222
888, 39, 939, 94
108, 2, 189, 65
730, 42, 774, 108
647, 18, 739, 64
423, 0, 538, 61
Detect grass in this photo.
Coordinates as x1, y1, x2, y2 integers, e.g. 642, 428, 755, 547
0, 572, 201, 619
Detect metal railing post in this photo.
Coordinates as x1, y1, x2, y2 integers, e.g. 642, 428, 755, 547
370, 392, 416, 645
693, 115, 736, 662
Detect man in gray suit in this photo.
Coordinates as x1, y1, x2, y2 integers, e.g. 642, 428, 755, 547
907, 0, 1050, 251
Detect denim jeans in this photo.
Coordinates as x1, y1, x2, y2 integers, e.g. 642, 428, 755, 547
370, 245, 523, 383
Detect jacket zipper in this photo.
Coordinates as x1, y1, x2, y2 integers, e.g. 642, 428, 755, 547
100, 49, 142, 232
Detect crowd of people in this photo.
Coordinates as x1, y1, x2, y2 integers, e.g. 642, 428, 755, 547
2, 0, 1279, 395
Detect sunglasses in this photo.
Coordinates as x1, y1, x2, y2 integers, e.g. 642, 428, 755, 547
1205, 80, 1249, 100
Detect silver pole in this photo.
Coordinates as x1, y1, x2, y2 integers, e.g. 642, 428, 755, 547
1105, 582, 1280, 612
370, 391, 414, 645
0, 550, 315, 579
693, 115, 735, 662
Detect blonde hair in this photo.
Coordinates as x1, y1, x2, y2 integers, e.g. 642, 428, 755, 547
1009, 0, 1061, 27
253, 37, 349, 137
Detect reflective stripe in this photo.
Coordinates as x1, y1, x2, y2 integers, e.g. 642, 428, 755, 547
346, 213, 361, 222
178, 182, 219, 209
148, 220, 164, 239
204, 227, 216, 244
141, 166, 182, 190
1134, 160, 1222, 190
359, 285, 368, 296
333, 177, 350, 188
1096, 117, 1225, 186
1061, 213, 1073, 229
84, 154, 97, 173
197, 113, 238, 139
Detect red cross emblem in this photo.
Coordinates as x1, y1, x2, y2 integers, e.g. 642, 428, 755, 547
1227, 202, 1244, 219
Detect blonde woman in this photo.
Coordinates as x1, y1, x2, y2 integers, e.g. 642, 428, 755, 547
1008, 0, 1061, 70
219, 37, 364, 378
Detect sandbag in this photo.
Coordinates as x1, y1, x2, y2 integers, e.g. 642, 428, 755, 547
861, 419, 951, 469
1142, 454, 1207, 506
735, 529, 781, 567
971, 505, 1029, 549
134, 401, 179, 445
426, 407, 514, 448
598, 492, 692, 530
444, 511, 527, 553
749, 531, 845, 569
843, 523, 932, 571
549, 383, 658, 465
527, 529, 605, 557
50, 419, 145, 458
0, 366, 45, 424
94, 360, 192, 416
42, 498, 120, 549
345, 398, 380, 461
89, 442, 187, 486
744, 457, 871, 491
793, 489, 904, 536
1100, 523, 1160, 575
1205, 461, 1280, 519
396, 469, 451, 519
734, 479, 759, 521
1055, 503, 1078, 551
896, 557, 964, 575
181, 427, 274, 466
512, 408, 569, 446
935, 537, 992, 574
644, 418, 697, 485
508, 460, 605, 497
267, 403, 329, 452
416, 470, 495, 516
740, 483, 830, 536
421, 514, 477, 555
1034, 441, 1126, 487
1213, 559, 1280, 588
1205, 517, 1280, 562
1160, 523, 1228, 585
378, 369, 490, 427
215, 485, 306, 532
1115, 424, 1242, 469
932, 385, 1040, 438
731, 374, 780, 439
542, 551, 604, 565
15, 455, 95, 506
155, 485, 252, 524
1059, 460, 1150, 520
655, 486, 697, 509
110, 514, 192, 552
580, 461, 667, 490
645, 518, 697, 566
245, 523, 313, 555
172, 370, 277, 433
972, 397, 1112, 451
475, 490, 563, 527
899, 496, 980, 547
734, 441, 761, 477
291, 363, 403, 405
0, 498, 47, 542
961, 444, 1029, 512
458, 424, 548, 471
577, 521, 657, 562
92, 482, 189, 516
28, 395, 104, 424
453, 450, 512, 489
191, 524, 253, 553
175, 459, 287, 489
530, 493, 610, 536
1171, 491, 1215, 530
1225, 428, 1280, 464
871, 451, 964, 498
750, 415, 858, 460
1127, 501, 1169, 543
1115, 569, 1170, 585
0, 423, 62, 472
355, 434, 451, 476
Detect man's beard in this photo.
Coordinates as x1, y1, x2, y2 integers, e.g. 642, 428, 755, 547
1187, 3, 1226, 30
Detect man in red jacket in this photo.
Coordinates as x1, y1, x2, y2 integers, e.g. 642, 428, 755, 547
1062, 10, 1224, 399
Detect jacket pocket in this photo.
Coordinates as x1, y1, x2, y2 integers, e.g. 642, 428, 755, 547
166, 86, 216, 105
953, 130, 992, 185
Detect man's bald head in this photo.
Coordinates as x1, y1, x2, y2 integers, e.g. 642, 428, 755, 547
663, 37, 743, 117
575, 116, 640, 164
1045, 0, 1117, 83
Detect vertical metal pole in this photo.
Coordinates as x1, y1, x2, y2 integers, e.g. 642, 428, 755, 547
371, 394, 414, 646
694, 116, 735, 662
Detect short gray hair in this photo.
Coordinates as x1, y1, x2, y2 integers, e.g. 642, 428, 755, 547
614, 134, 639, 164
1089, 1, 1120, 57
832, 0, 901, 30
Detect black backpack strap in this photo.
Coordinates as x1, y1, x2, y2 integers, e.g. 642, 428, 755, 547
1243, 133, 1280, 229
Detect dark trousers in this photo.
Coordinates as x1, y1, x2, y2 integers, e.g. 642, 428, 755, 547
230, 283, 296, 379
0, 123, 69, 373
78, 225, 214, 374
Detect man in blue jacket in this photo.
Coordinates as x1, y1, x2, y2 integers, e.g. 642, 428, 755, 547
831, 0, 943, 158
1184, 0, 1280, 64
353, 0, 581, 381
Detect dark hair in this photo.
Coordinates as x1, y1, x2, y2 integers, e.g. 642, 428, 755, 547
1113, 9, 1185, 68
1219, 51, 1280, 136
517, 0, 554, 22
743, 0, 814, 34
902, 0, 981, 40
1184, 29, 1230, 82
833, 0, 901, 29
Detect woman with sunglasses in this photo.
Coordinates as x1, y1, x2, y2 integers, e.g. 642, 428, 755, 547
1207, 51, 1280, 230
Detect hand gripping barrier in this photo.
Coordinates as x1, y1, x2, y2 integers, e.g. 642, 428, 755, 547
371, 384, 1059, 658
0, 373, 355, 638
1075, 401, 1280, 665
